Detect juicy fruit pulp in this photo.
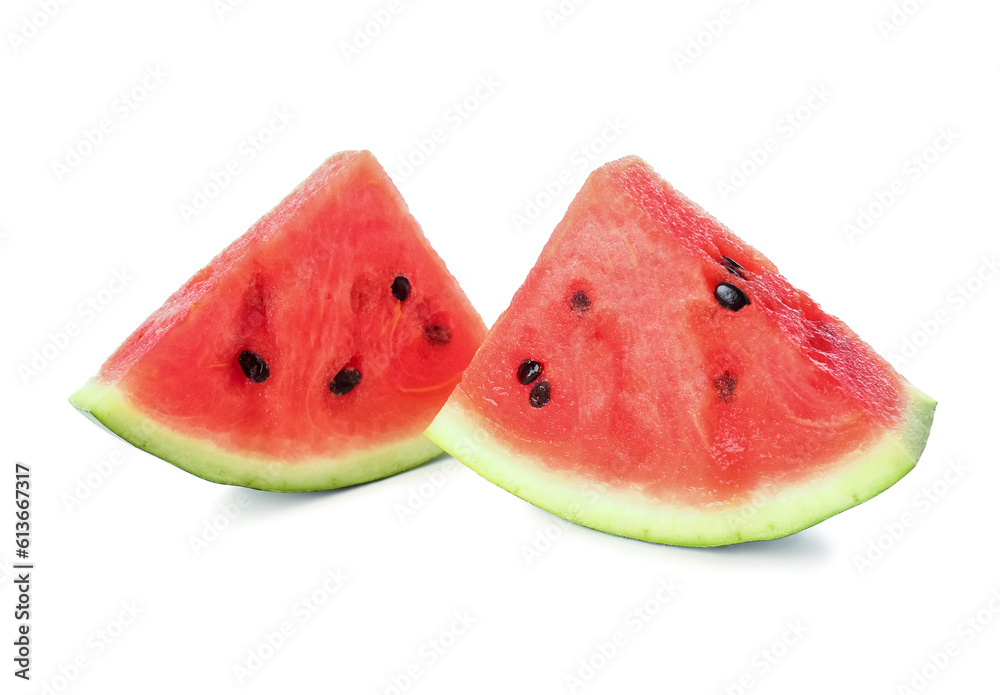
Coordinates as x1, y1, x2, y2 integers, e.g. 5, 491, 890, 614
71, 150, 486, 491
426, 155, 935, 546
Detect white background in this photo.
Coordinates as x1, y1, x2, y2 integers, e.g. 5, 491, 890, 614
2, 0, 998, 693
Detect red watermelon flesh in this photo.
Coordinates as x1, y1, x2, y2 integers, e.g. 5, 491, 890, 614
426, 156, 935, 546
71, 151, 486, 491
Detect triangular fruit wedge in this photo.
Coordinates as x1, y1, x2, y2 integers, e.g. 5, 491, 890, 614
426, 155, 935, 546
71, 150, 486, 491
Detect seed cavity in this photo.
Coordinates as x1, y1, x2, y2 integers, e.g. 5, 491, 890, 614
424, 324, 451, 346
242, 276, 269, 331
238, 350, 270, 383
714, 372, 737, 402
570, 290, 591, 315
330, 368, 361, 395
721, 256, 746, 277
715, 282, 750, 311
529, 380, 551, 408
391, 276, 410, 302
517, 359, 542, 385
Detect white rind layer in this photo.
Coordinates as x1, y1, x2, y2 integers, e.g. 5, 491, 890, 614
71, 378, 443, 492
425, 385, 936, 546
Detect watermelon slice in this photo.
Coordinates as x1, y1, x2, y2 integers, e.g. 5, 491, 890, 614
426, 156, 935, 546
71, 150, 486, 491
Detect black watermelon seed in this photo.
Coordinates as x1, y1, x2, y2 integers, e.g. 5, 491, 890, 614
238, 350, 270, 383
570, 290, 591, 315
517, 359, 542, 385
715, 372, 737, 402
715, 283, 750, 311
424, 324, 452, 346
529, 380, 551, 408
721, 256, 745, 276
330, 368, 361, 395
391, 276, 410, 301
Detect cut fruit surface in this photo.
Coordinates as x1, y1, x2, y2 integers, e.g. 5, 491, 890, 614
425, 155, 935, 546
71, 150, 486, 491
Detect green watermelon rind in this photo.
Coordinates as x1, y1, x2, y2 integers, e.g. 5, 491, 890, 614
71, 378, 444, 492
425, 385, 936, 547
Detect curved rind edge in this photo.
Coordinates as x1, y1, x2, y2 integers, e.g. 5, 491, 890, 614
425, 385, 936, 547
70, 378, 443, 492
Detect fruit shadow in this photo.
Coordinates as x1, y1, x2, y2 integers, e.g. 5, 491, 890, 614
689, 529, 831, 561
571, 519, 832, 565
210, 451, 451, 518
